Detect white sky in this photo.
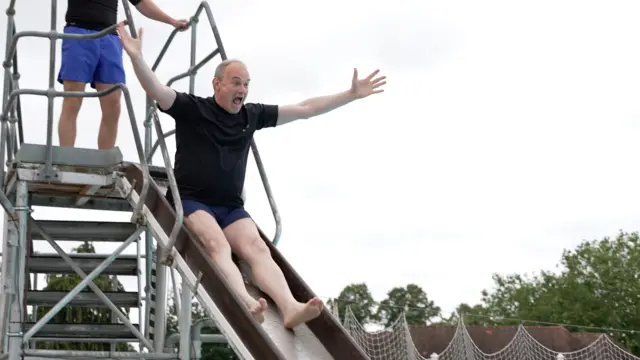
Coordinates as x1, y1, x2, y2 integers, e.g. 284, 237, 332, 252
2, 0, 640, 327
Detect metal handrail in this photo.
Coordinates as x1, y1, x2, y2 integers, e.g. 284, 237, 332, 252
0, 0, 152, 220
145, 1, 283, 246
150, 110, 183, 249
0, 0, 153, 353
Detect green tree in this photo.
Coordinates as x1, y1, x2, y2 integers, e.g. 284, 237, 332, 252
35, 241, 134, 351
376, 284, 441, 327
478, 231, 640, 355
440, 303, 493, 325
165, 288, 238, 360
330, 283, 377, 325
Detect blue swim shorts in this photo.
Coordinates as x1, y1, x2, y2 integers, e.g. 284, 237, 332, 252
182, 199, 251, 229
57, 26, 126, 88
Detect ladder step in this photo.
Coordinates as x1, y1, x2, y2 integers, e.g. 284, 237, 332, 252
28, 254, 138, 275
31, 220, 138, 242
15, 143, 124, 168
26, 290, 139, 308
29, 193, 131, 212
23, 322, 140, 340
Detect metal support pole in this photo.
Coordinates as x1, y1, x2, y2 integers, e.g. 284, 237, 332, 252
8, 180, 29, 360
0, 211, 14, 352
178, 283, 192, 360
0, 1, 17, 186
189, 19, 197, 95
170, 267, 180, 316
153, 247, 168, 353
29, 270, 38, 350
42, 0, 58, 178
143, 232, 153, 340
189, 318, 227, 360
135, 227, 144, 351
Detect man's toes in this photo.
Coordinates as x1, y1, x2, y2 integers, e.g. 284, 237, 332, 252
308, 297, 324, 310
248, 302, 266, 324
258, 298, 269, 311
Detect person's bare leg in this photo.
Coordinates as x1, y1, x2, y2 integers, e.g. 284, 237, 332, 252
184, 210, 268, 323
58, 80, 86, 147
224, 218, 323, 328
94, 83, 121, 149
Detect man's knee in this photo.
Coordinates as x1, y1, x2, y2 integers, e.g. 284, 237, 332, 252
60, 96, 83, 118
224, 219, 270, 261
95, 83, 122, 120
185, 210, 231, 254
198, 230, 232, 255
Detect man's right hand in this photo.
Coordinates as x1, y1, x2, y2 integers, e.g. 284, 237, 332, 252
116, 23, 143, 59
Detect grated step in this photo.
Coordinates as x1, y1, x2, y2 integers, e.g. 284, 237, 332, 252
28, 253, 138, 276
23, 322, 140, 340
26, 290, 139, 308
31, 220, 138, 242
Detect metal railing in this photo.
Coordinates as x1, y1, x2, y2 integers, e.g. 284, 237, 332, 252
0, 0, 152, 219
0, 0, 174, 353
144, 1, 283, 246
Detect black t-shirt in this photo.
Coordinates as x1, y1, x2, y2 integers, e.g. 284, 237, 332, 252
158, 91, 279, 208
65, 0, 142, 31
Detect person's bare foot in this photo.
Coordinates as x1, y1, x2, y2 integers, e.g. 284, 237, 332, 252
247, 298, 268, 324
283, 297, 324, 329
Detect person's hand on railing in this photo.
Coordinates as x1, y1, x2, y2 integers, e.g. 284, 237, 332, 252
116, 23, 143, 59
171, 18, 190, 32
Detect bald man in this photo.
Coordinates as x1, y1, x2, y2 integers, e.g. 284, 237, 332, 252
117, 23, 386, 327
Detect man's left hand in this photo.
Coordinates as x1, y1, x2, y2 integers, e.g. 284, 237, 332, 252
172, 18, 190, 31
350, 68, 386, 99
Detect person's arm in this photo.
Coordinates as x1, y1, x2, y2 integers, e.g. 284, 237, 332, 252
129, 53, 176, 110
117, 23, 184, 112
132, 0, 180, 27
277, 68, 386, 126
276, 89, 357, 126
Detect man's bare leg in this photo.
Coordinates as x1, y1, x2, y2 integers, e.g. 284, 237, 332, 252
94, 83, 121, 149
224, 218, 323, 328
184, 210, 268, 323
57, 80, 86, 147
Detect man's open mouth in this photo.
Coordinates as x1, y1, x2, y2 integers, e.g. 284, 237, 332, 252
233, 96, 243, 105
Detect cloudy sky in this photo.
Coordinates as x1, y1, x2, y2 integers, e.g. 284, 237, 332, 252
3, 0, 640, 327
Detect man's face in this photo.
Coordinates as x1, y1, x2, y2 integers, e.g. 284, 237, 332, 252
213, 62, 250, 114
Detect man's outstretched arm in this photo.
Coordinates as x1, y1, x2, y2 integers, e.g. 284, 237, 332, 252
133, 0, 189, 29
276, 68, 386, 126
116, 24, 176, 110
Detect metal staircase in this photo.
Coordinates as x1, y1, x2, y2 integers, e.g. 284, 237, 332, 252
0, 1, 268, 359
0, 1, 372, 360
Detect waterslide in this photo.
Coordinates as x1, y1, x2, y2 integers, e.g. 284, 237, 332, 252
121, 163, 370, 360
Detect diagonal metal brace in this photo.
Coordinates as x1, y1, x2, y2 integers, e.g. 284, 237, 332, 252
24, 221, 153, 350
192, 271, 204, 301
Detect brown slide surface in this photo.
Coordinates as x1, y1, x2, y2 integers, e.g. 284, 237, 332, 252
124, 163, 370, 360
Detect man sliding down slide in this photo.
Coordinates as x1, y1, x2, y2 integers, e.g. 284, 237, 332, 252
116, 23, 387, 328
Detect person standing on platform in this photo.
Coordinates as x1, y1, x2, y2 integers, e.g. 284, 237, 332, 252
57, 0, 188, 149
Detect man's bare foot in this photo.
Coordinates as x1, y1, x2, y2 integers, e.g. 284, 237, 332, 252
283, 297, 324, 329
247, 298, 268, 324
